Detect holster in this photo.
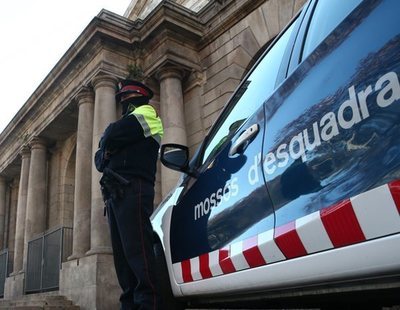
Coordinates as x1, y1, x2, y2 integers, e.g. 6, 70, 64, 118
100, 175, 125, 202
100, 173, 129, 216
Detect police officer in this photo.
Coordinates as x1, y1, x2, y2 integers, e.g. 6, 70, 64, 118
95, 79, 164, 310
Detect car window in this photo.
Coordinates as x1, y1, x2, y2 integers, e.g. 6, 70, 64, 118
201, 19, 298, 165
302, 0, 362, 61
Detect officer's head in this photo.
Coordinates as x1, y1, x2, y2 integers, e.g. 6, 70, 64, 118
116, 79, 154, 115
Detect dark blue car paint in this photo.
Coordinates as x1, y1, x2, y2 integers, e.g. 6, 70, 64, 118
169, 0, 400, 263
264, 0, 400, 226
170, 107, 273, 263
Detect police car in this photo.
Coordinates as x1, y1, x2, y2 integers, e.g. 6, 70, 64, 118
152, 0, 400, 307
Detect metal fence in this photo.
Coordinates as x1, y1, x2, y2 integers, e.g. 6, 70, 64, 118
0, 249, 13, 297
25, 227, 72, 293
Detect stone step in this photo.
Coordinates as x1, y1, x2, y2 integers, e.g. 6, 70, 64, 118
0, 305, 79, 309
0, 294, 79, 309
0, 308, 79, 310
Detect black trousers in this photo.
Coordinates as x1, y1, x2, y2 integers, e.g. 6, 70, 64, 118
106, 178, 162, 310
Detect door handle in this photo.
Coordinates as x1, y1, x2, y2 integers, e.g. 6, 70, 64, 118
229, 124, 259, 156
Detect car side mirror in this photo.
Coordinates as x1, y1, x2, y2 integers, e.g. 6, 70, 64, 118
160, 143, 196, 176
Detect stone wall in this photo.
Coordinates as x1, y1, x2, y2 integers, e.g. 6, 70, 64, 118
125, 0, 210, 20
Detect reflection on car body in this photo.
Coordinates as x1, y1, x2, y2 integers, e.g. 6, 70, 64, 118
152, 0, 400, 307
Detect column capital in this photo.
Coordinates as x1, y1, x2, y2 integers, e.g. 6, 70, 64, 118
91, 74, 119, 91
76, 87, 95, 107
19, 145, 31, 159
0, 176, 6, 184
156, 66, 185, 82
29, 137, 47, 151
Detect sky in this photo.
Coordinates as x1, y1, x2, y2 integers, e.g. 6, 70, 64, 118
0, 0, 132, 133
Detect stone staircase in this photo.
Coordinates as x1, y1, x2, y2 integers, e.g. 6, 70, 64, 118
0, 293, 79, 309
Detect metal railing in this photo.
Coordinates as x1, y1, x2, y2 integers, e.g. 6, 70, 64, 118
25, 227, 72, 293
0, 249, 13, 297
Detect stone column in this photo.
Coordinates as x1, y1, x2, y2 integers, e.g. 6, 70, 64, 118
0, 176, 7, 250
24, 137, 47, 266
12, 146, 30, 274
7, 180, 19, 258
158, 67, 187, 197
87, 74, 118, 255
69, 88, 94, 259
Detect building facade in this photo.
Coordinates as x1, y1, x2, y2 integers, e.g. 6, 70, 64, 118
0, 0, 305, 308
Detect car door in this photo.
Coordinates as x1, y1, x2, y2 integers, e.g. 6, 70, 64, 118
169, 15, 303, 283
262, 0, 400, 260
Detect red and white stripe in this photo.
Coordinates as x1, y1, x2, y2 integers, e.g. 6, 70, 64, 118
173, 181, 400, 283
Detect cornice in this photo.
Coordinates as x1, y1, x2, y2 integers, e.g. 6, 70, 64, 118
138, 0, 204, 44
97, 9, 141, 31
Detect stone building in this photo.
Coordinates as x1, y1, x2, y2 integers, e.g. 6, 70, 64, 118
0, 0, 305, 308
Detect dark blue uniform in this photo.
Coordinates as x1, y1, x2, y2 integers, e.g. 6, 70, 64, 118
95, 87, 164, 310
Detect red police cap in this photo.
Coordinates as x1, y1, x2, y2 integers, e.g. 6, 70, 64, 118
116, 79, 154, 103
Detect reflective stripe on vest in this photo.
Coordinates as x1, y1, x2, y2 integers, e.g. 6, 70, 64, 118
130, 105, 164, 144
